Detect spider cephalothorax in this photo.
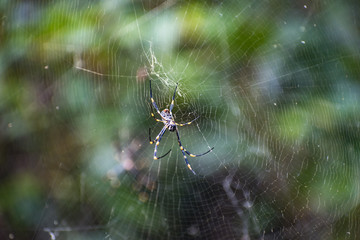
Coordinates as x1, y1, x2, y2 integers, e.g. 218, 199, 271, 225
160, 109, 176, 131
148, 79, 214, 174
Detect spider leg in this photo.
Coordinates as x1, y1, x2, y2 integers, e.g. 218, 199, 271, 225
149, 78, 164, 118
149, 128, 154, 144
150, 103, 165, 123
184, 146, 214, 157
175, 128, 197, 175
175, 116, 199, 127
152, 126, 171, 160
175, 128, 214, 158
169, 83, 178, 113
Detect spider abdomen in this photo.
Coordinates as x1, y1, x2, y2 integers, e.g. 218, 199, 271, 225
168, 124, 176, 132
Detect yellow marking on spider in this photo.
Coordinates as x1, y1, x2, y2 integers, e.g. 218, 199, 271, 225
187, 164, 193, 170
151, 113, 154, 117
151, 98, 155, 102
150, 141, 153, 144
171, 100, 174, 105
156, 142, 160, 146
187, 122, 192, 125
154, 156, 158, 160
180, 146, 184, 150
155, 136, 159, 140
189, 154, 196, 157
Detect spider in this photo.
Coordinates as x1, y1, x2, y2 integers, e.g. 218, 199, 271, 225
148, 79, 214, 175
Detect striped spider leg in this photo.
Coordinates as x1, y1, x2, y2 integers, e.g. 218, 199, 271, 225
149, 126, 171, 159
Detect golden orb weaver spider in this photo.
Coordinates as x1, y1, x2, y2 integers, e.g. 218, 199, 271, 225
148, 79, 214, 175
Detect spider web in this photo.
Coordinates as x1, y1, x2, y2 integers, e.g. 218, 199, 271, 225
1, 0, 360, 239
